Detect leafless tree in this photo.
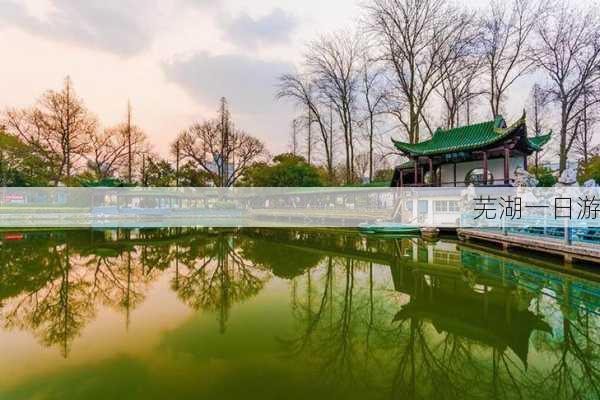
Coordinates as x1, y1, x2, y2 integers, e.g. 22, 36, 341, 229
480, 0, 540, 118
527, 83, 549, 169
277, 74, 334, 176
85, 123, 148, 180
437, 35, 484, 129
360, 56, 388, 182
573, 89, 598, 165
125, 101, 135, 183
364, 0, 474, 144
3, 77, 96, 184
174, 120, 266, 187
354, 152, 370, 181
290, 118, 300, 156
217, 97, 231, 187
532, 1, 600, 172
305, 31, 363, 183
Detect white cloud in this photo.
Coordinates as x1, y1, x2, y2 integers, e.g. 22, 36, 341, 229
163, 52, 293, 114
220, 8, 298, 49
0, 0, 160, 56
0, 0, 364, 155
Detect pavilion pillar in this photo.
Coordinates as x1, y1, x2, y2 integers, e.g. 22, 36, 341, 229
453, 163, 457, 187
400, 169, 404, 187
504, 148, 510, 185
414, 158, 418, 185
483, 151, 489, 185
523, 154, 528, 171
428, 157, 433, 186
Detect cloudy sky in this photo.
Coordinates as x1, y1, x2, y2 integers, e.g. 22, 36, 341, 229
0, 0, 364, 155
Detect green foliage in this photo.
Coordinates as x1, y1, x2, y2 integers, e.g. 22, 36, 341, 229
241, 153, 325, 187
528, 165, 557, 187
578, 156, 600, 184
374, 168, 394, 182
177, 161, 209, 187
239, 237, 322, 279
142, 159, 176, 187
0, 132, 53, 186
81, 177, 132, 187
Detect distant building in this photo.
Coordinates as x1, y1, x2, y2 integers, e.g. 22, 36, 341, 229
205, 153, 235, 187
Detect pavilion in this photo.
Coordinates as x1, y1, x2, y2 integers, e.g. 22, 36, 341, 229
391, 113, 552, 187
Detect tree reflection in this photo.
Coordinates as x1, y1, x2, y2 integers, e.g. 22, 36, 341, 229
2, 243, 95, 357
0, 230, 171, 355
281, 236, 600, 400
172, 233, 269, 333
0, 227, 600, 400
529, 297, 600, 399
283, 254, 399, 391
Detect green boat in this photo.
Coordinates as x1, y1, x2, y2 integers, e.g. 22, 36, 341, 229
358, 222, 420, 235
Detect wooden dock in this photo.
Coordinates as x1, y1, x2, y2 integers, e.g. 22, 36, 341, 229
457, 229, 600, 265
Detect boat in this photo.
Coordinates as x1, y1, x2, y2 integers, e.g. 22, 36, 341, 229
358, 222, 420, 235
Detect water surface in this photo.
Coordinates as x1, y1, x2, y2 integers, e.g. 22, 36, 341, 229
0, 228, 599, 399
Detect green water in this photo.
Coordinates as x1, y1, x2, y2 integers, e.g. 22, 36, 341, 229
0, 228, 599, 399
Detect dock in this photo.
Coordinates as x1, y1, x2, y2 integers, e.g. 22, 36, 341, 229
458, 228, 600, 265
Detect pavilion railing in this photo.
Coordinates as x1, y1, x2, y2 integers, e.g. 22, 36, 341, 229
398, 178, 515, 188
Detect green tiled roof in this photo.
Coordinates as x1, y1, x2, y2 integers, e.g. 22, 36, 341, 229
397, 160, 415, 170
393, 115, 551, 157
528, 132, 552, 151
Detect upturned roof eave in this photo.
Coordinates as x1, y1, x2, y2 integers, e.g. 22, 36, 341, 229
392, 115, 537, 157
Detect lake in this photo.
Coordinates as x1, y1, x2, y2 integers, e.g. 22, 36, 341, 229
0, 228, 599, 399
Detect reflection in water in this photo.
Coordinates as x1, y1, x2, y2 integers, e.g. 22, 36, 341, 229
172, 233, 269, 333
0, 228, 599, 399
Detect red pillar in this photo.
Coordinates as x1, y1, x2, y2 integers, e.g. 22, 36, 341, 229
453, 163, 456, 187
504, 148, 510, 185
453, 163, 457, 187
428, 157, 433, 186
414, 158, 418, 185
483, 151, 489, 185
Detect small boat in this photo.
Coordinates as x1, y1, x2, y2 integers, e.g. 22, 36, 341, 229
358, 222, 420, 235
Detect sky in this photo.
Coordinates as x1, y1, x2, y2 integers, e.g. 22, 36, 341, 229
2, 0, 593, 162
0, 0, 364, 156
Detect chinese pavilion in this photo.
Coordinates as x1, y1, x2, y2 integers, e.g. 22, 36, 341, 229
391, 113, 552, 187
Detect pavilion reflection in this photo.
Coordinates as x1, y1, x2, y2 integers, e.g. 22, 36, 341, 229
283, 235, 600, 399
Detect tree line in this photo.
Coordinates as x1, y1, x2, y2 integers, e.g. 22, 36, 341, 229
0, 77, 349, 187
1, 78, 270, 187
277, 0, 600, 183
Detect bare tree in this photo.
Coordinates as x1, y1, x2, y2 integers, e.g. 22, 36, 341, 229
217, 97, 231, 187
3, 77, 96, 185
125, 101, 134, 183
86, 123, 148, 180
437, 35, 484, 129
277, 74, 334, 176
305, 31, 362, 183
573, 89, 598, 165
527, 83, 549, 169
354, 152, 370, 181
174, 120, 266, 187
532, 2, 600, 172
360, 56, 388, 182
481, 0, 539, 117
290, 118, 300, 156
365, 0, 473, 144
